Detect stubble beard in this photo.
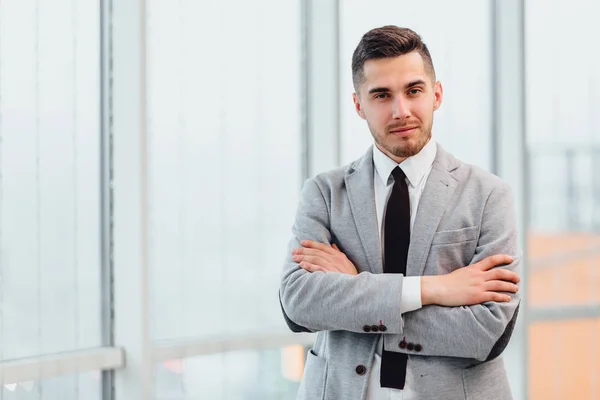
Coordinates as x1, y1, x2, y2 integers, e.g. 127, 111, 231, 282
371, 124, 432, 159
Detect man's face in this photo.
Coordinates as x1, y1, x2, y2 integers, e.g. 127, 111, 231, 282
353, 52, 443, 163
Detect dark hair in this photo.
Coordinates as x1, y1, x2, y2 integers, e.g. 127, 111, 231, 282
351, 25, 436, 91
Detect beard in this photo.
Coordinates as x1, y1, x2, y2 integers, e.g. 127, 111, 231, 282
368, 120, 432, 159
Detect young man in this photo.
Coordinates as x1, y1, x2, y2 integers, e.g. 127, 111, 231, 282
280, 26, 521, 399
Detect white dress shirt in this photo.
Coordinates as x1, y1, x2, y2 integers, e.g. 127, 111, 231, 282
366, 138, 437, 400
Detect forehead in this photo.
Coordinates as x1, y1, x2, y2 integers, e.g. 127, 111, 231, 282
361, 52, 429, 91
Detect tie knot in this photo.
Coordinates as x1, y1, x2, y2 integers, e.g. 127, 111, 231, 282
391, 166, 406, 183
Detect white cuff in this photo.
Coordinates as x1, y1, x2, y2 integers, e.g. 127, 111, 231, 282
400, 277, 422, 314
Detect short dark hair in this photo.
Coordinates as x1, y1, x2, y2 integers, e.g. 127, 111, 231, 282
351, 25, 436, 91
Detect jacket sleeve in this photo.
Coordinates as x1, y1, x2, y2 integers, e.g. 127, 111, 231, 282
392, 182, 522, 362
279, 178, 407, 334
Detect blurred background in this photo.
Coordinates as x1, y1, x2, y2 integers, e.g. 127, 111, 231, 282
0, 0, 598, 399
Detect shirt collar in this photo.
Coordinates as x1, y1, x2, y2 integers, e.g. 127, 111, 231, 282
373, 137, 437, 188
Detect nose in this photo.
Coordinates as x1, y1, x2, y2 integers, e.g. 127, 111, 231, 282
392, 97, 411, 119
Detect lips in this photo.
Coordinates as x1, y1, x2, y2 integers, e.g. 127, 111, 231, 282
389, 126, 418, 135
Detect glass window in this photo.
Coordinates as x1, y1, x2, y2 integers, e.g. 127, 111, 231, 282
154, 347, 303, 399
2, 372, 101, 400
0, 0, 102, 360
525, 0, 600, 398
146, 0, 302, 341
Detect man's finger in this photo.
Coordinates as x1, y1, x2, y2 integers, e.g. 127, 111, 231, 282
490, 268, 520, 283
300, 261, 328, 273
484, 292, 512, 303
484, 280, 519, 293
301, 255, 333, 269
300, 240, 336, 254
477, 254, 514, 271
293, 247, 330, 258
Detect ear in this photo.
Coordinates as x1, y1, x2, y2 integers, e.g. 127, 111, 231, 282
353, 92, 366, 119
433, 81, 443, 111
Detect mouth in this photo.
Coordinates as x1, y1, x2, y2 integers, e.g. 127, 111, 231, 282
389, 126, 418, 136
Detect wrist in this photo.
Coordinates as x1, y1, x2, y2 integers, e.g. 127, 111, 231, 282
421, 276, 441, 305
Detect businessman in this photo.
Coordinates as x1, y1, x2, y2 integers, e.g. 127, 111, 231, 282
279, 26, 521, 399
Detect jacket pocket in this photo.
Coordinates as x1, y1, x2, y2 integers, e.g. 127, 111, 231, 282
431, 226, 479, 246
427, 227, 479, 274
296, 349, 328, 400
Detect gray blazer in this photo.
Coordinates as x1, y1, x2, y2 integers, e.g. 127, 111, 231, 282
279, 144, 521, 400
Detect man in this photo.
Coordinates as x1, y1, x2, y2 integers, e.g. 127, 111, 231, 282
279, 26, 521, 400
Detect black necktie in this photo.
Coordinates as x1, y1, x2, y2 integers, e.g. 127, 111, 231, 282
380, 166, 410, 389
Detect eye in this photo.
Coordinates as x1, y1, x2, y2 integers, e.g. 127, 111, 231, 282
374, 93, 390, 99
408, 88, 422, 95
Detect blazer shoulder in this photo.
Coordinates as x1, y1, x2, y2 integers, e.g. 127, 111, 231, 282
309, 157, 361, 194
436, 144, 510, 193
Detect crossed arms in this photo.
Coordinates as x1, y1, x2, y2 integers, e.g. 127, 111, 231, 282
279, 178, 521, 361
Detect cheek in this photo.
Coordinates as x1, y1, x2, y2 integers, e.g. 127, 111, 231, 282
365, 106, 391, 126
413, 103, 434, 122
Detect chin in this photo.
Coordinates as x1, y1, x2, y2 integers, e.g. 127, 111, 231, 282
390, 140, 425, 158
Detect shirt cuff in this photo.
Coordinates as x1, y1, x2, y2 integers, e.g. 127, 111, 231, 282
400, 277, 422, 314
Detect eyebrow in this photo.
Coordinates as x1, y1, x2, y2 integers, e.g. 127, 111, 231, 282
368, 87, 391, 95
367, 80, 427, 95
405, 79, 427, 89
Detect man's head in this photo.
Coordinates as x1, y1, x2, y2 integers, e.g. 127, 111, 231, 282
352, 26, 443, 163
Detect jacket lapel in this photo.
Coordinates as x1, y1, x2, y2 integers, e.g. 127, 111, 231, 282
407, 145, 460, 276
345, 147, 383, 274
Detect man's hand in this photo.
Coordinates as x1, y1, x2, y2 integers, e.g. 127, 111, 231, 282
421, 254, 520, 306
292, 240, 358, 275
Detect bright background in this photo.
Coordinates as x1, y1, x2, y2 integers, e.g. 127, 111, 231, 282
0, 0, 599, 399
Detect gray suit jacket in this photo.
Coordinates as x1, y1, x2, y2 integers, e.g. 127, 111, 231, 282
279, 144, 521, 400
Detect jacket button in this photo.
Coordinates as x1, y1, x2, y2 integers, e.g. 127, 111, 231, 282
355, 365, 367, 375
399, 340, 407, 349
407, 343, 415, 351
363, 325, 371, 332
371, 325, 379, 332
378, 325, 387, 332
415, 344, 423, 352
